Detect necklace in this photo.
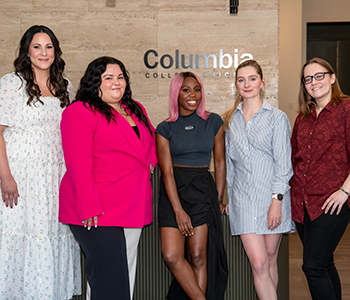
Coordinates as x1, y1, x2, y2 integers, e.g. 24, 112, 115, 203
117, 103, 129, 117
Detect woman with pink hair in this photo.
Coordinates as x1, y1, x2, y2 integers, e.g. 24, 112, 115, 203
156, 72, 228, 300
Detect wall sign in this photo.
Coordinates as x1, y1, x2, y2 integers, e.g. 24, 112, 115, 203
144, 49, 254, 79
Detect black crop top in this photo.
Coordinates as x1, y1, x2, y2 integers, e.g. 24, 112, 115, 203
155, 112, 223, 166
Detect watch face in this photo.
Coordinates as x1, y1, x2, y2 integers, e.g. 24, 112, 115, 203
277, 194, 283, 200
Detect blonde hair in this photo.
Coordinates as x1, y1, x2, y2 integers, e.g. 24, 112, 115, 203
222, 59, 263, 130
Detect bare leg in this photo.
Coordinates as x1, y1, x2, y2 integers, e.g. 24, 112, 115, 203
160, 227, 206, 300
187, 224, 208, 294
265, 234, 283, 290
240, 233, 282, 300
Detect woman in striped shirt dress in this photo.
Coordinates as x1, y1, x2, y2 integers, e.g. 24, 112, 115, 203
223, 60, 295, 300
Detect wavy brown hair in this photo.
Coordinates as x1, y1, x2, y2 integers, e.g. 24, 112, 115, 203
14, 25, 70, 108
74, 56, 153, 136
222, 59, 264, 130
298, 57, 348, 119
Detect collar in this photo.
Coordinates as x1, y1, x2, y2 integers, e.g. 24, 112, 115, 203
310, 100, 334, 118
236, 99, 272, 113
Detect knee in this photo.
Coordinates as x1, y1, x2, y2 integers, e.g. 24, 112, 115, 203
250, 260, 269, 277
188, 249, 207, 269
302, 262, 327, 278
162, 250, 182, 270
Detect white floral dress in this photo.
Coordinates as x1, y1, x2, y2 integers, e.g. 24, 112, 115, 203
0, 72, 81, 299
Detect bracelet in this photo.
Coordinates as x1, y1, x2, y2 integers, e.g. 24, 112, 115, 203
340, 186, 350, 197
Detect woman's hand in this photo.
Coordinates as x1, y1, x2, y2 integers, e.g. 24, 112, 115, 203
322, 189, 348, 215
149, 163, 154, 174
225, 204, 229, 215
219, 202, 227, 215
83, 216, 99, 230
1, 175, 19, 208
267, 198, 282, 230
175, 209, 194, 236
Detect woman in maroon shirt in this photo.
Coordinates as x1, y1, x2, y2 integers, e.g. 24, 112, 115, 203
290, 57, 350, 300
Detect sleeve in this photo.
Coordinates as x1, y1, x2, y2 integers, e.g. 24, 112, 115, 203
0, 73, 22, 127
271, 111, 294, 195
209, 113, 224, 136
291, 114, 301, 170
66, 79, 75, 102
61, 103, 104, 221
155, 120, 171, 140
225, 129, 236, 202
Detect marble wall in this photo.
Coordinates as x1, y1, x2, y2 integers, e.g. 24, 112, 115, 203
0, 0, 279, 125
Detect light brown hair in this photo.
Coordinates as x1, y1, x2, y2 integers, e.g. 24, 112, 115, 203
222, 59, 263, 130
298, 57, 348, 118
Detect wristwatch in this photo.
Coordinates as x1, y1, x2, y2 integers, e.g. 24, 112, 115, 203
272, 193, 284, 201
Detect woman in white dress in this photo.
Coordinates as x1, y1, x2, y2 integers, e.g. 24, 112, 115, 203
0, 25, 81, 299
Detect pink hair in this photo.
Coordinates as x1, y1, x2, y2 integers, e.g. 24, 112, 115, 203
167, 72, 210, 122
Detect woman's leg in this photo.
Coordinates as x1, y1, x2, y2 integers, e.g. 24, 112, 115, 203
186, 224, 208, 294
160, 227, 206, 300
69, 225, 130, 300
124, 227, 142, 299
240, 233, 282, 300
265, 234, 283, 290
296, 205, 350, 300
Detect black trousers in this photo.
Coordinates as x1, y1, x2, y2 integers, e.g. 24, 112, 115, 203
69, 225, 130, 300
296, 204, 350, 300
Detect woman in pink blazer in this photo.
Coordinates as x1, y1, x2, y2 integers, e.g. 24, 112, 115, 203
59, 56, 157, 300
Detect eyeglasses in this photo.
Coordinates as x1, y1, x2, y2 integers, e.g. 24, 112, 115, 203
303, 72, 332, 85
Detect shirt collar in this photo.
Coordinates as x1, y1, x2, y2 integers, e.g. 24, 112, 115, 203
310, 100, 334, 117
236, 99, 272, 113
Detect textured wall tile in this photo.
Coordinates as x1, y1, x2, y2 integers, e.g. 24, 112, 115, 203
0, 0, 279, 125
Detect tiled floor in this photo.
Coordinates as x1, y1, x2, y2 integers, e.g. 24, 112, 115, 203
289, 225, 350, 299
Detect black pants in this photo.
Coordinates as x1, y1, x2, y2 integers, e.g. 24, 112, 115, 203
69, 225, 130, 300
296, 204, 350, 300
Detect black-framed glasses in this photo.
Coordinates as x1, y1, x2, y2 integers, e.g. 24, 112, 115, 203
303, 72, 332, 85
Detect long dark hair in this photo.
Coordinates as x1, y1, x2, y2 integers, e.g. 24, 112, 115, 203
14, 25, 70, 108
298, 57, 348, 118
75, 56, 153, 136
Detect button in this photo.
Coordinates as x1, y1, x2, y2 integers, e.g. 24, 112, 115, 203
307, 160, 309, 163
304, 174, 306, 176
308, 146, 310, 148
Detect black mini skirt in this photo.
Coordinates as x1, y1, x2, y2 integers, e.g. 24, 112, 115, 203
158, 166, 218, 228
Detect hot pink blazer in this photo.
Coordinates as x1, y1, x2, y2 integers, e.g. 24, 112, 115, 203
59, 100, 157, 227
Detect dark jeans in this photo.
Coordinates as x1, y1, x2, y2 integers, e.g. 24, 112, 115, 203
296, 204, 350, 300
69, 225, 130, 300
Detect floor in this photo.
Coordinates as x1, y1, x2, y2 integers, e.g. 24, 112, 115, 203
289, 225, 350, 299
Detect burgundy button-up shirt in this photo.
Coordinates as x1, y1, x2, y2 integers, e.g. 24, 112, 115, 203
290, 99, 350, 223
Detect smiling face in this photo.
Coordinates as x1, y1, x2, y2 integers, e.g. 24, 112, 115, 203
178, 76, 202, 116
99, 64, 126, 109
235, 66, 265, 101
28, 33, 55, 73
303, 63, 335, 105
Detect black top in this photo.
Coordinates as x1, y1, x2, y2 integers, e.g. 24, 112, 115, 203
156, 112, 223, 166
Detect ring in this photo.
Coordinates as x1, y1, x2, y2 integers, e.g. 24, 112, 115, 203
277, 222, 281, 225
4, 195, 8, 198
